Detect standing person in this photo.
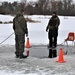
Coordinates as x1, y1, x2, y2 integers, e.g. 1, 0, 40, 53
13, 9, 28, 59
46, 12, 60, 58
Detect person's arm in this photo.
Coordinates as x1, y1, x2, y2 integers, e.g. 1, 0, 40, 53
46, 17, 54, 31
46, 19, 50, 32
13, 18, 15, 30
21, 17, 28, 35
55, 17, 60, 28
24, 20, 28, 37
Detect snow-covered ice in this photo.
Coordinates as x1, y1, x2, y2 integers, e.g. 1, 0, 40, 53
0, 14, 75, 75
0, 45, 75, 75
0, 15, 75, 45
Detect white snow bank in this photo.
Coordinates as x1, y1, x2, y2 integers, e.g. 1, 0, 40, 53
0, 14, 14, 22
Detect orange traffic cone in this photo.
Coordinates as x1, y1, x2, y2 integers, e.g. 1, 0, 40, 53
25, 38, 31, 48
56, 48, 66, 63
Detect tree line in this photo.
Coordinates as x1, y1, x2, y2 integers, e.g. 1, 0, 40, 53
0, 0, 75, 16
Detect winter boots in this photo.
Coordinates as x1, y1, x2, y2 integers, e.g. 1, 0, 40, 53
48, 48, 57, 58
16, 53, 28, 59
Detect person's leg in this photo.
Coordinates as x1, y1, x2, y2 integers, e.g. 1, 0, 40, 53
54, 37, 57, 47
52, 29, 58, 57
54, 29, 58, 47
48, 49, 53, 58
18, 35, 25, 55
15, 35, 19, 58
52, 48, 57, 58
48, 30, 52, 48
48, 30, 53, 58
49, 37, 52, 47
18, 35, 27, 58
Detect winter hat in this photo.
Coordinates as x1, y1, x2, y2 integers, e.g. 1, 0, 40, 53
20, 9, 24, 13
53, 12, 57, 15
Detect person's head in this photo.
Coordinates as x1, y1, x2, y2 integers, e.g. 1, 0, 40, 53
20, 9, 24, 15
52, 12, 57, 17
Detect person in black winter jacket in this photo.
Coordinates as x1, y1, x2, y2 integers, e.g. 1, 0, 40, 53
46, 12, 60, 48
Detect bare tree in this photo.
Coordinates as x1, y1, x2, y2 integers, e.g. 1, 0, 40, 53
37, 0, 50, 14
51, 0, 57, 12
62, 0, 73, 15
20, 0, 27, 14
57, 1, 63, 15
67, 0, 73, 9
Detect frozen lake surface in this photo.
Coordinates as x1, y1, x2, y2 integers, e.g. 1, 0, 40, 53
0, 15, 75, 75
0, 15, 75, 45
0, 45, 75, 75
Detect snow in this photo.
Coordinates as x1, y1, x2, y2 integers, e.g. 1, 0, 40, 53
0, 45, 75, 75
0, 14, 14, 22
0, 14, 75, 75
0, 71, 38, 75
0, 14, 75, 45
